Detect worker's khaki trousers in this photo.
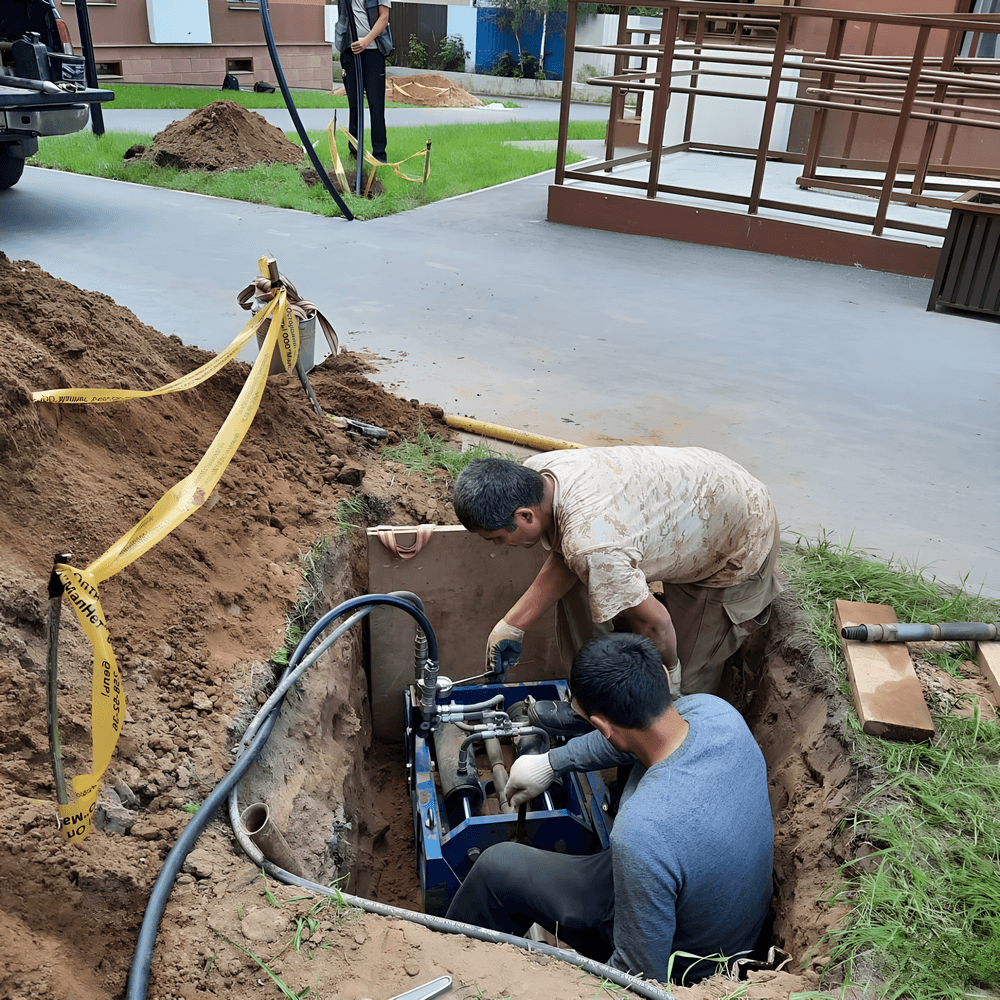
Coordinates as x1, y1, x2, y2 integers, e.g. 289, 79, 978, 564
555, 522, 783, 696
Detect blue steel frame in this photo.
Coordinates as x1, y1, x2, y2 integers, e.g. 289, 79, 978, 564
406, 679, 613, 916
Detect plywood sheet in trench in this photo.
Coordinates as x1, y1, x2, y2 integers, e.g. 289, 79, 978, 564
367, 526, 570, 741
835, 600, 934, 742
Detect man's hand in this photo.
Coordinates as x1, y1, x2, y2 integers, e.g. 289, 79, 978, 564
666, 659, 682, 698
505, 752, 554, 808
486, 619, 525, 678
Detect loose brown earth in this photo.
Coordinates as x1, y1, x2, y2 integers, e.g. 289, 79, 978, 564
6, 252, 990, 1000
332, 73, 485, 108
129, 101, 305, 172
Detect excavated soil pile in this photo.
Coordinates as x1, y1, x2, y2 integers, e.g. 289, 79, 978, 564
0, 251, 867, 1000
130, 100, 304, 171
333, 73, 485, 108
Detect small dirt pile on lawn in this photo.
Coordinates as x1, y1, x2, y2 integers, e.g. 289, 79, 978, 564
131, 100, 304, 171
334, 73, 484, 108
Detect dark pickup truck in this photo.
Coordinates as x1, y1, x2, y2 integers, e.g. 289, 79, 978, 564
1, 0, 114, 188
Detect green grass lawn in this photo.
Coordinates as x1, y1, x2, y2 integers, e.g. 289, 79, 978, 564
28, 120, 604, 220
101, 83, 520, 111
784, 535, 1000, 1000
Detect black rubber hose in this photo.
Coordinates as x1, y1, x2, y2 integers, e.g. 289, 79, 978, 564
126, 593, 435, 999
257, 0, 355, 220
74, 0, 105, 136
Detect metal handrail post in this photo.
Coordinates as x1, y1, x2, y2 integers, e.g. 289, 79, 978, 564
748, 12, 791, 214
842, 21, 879, 161
683, 13, 707, 144
873, 24, 930, 235
604, 5, 631, 167
646, 2, 679, 198
801, 16, 847, 182
555, 0, 578, 186
910, 26, 962, 196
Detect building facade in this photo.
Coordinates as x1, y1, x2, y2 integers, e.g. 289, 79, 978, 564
59, 0, 331, 90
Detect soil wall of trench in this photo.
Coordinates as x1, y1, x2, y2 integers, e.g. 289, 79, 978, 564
247, 543, 855, 978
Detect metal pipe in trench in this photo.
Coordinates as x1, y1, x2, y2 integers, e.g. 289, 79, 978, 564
240, 802, 305, 878
484, 737, 515, 815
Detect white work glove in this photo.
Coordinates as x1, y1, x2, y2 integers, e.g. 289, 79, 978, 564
485, 619, 525, 678
666, 659, 683, 699
505, 752, 555, 809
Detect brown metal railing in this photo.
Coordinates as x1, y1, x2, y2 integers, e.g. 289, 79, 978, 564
555, 1, 1000, 240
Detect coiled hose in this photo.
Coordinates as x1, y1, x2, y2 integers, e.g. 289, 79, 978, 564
127, 593, 674, 1000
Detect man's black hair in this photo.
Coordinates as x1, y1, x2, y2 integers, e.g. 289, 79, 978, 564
452, 458, 546, 532
571, 634, 673, 730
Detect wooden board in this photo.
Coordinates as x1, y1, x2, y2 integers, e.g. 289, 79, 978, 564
974, 641, 1000, 705
835, 600, 935, 742
367, 525, 571, 741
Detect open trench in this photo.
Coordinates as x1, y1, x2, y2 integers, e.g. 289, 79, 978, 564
233, 530, 855, 977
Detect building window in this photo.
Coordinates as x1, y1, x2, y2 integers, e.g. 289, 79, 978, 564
963, 0, 1000, 58
226, 57, 254, 75
95, 60, 123, 77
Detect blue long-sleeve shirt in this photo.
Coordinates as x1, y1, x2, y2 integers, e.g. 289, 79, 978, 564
548, 694, 774, 985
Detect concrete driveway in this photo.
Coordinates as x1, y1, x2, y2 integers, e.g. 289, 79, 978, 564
2, 101, 997, 595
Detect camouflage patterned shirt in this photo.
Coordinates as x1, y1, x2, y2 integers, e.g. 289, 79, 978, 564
524, 446, 777, 622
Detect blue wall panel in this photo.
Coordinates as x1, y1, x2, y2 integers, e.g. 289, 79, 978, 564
474, 10, 565, 78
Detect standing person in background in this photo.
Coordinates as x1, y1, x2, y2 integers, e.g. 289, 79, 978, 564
336, 0, 392, 164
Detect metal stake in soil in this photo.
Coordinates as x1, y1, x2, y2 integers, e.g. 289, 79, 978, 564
46, 553, 72, 807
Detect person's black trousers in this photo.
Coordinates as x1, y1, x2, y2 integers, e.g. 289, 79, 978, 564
340, 47, 387, 162
445, 841, 616, 962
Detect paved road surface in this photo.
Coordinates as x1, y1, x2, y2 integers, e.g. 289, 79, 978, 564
3, 102, 997, 595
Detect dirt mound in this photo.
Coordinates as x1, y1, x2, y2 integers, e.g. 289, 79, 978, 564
139, 100, 304, 171
333, 73, 485, 108
0, 250, 463, 997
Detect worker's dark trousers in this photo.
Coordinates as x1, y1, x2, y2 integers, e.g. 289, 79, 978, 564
340, 47, 387, 162
446, 842, 615, 961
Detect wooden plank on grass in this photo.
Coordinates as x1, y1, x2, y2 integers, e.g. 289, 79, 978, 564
974, 641, 1000, 705
835, 600, 935, 741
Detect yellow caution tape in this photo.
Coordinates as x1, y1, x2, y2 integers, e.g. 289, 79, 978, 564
53, 564, 123, 843
40, 257, 299, 841
328, 120, 430, 186
31, 295, 296, 405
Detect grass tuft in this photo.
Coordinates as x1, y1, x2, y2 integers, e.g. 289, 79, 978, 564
382, 424, 519, 481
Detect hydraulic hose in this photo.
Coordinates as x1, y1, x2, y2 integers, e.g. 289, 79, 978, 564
257, 0, 355, 220
126, 592, 429, 999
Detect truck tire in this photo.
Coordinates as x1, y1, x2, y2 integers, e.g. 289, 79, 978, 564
0, 148, 25, 189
